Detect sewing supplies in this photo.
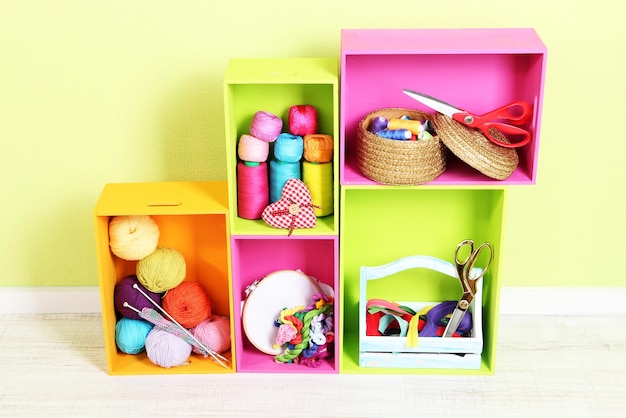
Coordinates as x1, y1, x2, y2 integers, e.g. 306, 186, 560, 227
242, 269, 334, 356
115, 317, 153, 355
144, 327, 193, 368
249, 110, 283, 142
238, 134, 270, 163
236, 161, 269, 220
402, 89, 533, 148
114, 275, 161, 320
191, 315, 231, 355
162, 281, 212, 329
268, 159, 301, 204
274, 133, 304, 163
136, 247, 187, 293
303, 134, 333, 163
108, 215, 160, 260
288, 105, 318, 136
262, 178, 319, 235
302, 161, 333, 217
443, 239, 493, 337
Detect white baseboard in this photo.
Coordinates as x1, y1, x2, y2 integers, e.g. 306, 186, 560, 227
1, 286, 625, 315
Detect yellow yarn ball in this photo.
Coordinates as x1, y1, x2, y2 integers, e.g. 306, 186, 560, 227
136, 247, 186, 293
109, 215, 160, 261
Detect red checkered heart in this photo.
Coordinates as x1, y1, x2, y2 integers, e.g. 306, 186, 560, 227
262, 178, 319, 235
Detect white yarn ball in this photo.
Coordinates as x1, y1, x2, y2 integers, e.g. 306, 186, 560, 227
109, 215, 160, 261
145, 328, 192, 368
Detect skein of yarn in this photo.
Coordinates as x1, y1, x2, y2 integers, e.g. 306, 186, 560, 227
136, 247, 186, 293
303, 134, 334, 163
238, 134, 269, 163
108, 215, 160, 261
114, 275, 162, 320
249, 110, 283, 142
115, 317, 153, 354
144, 327, 193, 368
274, 133, 304, 163
288, 105, 318, 136
237, 161, 269, 220
162, 281, 212, 329
190, 315, 231, 355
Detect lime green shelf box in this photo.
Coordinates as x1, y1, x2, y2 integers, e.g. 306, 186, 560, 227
94, 182, 235, 375
339, 186, 506, 375
224, 58, 339, 236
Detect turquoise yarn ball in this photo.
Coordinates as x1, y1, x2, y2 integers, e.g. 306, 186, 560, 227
115, 317, 153, 354
274, 133, 304, 163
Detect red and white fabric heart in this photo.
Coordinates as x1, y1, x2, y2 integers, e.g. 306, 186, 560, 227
262, 178, 319, 235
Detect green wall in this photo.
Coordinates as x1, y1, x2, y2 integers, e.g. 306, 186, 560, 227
1, 0, 624, 287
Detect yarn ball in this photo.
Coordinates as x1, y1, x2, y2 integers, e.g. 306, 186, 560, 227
115, 317, 153, 354
249, 110, 283, 142
288, 105, 318, 136
162, 281, 212, 329
108, 215, 160, 261
144, 327, 192, 368
274, 133, 304, 163
136, 247, 186, 293
190, 315, 231, 355
114, 275, 162, 320
238, 134, 270, 162
303, 134, 334, 163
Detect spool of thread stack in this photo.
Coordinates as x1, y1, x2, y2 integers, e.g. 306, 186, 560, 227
302, 134, 334, 217
237, 161, 269, 220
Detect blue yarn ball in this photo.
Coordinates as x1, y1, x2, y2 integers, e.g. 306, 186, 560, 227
274, 133, 304, 163
115, 317, 153, 354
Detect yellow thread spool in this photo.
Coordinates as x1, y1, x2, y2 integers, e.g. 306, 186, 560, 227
387, 118, 423, 135
302, 161, 333, 217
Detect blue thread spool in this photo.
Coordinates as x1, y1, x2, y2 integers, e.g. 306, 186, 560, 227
376, 129, 412, 140
370, 116, 388, 134
269, 159, 301, 203
274, 133, 304, 163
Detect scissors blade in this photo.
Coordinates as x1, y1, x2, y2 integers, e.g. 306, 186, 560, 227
442, 306, 466, 338
402, 89, 462, 118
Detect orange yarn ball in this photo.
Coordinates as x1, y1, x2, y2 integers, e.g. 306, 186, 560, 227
303, 134, 334, 163
162, 282, 211, 329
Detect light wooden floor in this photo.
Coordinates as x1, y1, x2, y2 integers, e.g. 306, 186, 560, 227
0, 313, 624, 417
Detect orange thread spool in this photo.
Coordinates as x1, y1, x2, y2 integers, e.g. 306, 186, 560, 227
303, 134, 334, 163
162, 282, 212, 329
387, 118, 423, 135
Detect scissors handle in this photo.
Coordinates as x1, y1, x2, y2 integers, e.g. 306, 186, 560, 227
455, 240, 493, 282
453, 101, 533, 148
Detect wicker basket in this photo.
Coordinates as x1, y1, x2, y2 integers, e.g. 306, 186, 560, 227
356, 108, 446, 185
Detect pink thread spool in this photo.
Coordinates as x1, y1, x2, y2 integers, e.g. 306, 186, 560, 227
288, 105, 318, 136
237, 161, 269, 220
238, 134, 269, 162
250, 111, 283, 142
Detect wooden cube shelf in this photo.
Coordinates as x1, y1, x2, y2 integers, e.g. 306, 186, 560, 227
340, 28, 547, 186
224, 58, 340, 236
94, 182, 235, 375
230, 235, 339, 373
339, 187, 506, 374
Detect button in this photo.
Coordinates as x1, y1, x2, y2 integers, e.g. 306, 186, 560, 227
288, 203, 300, 215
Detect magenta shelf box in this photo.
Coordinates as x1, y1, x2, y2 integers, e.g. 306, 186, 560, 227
230, 235, 339, 373
340, 28, 547, 186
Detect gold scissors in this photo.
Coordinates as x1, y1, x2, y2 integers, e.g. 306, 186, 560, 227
443, 239, 493, 338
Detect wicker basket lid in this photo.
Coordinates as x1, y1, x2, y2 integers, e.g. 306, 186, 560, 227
431, 113, 519, 180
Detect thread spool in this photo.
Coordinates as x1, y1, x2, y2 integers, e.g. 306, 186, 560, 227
303, 134, 333, 163
162, 281, 212, 329
370, 116, 388, 134
249, 111, 283, 142
302, 161, 333, 217
269, 159, 301, 203
238, 134, 269, 162
144, 327, 193, 368
136, 247, 186, 293
114, 275, 162, 320
115, 317, 153, 354
190, 315, 231, 355
274, 133, 303, 163
108, 215, 160, 261
376, 129, 412, 140
388, 118, 423, 135
288, 105, 318, 136
237, 161, 269, 220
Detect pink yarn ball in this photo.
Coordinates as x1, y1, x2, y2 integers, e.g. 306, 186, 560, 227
190, 315, 231, 355
289, 105, 318, 136
249, 111, 282, 142
238, 134, 269, 162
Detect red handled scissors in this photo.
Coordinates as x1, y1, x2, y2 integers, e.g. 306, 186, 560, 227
403, 89, 533, 148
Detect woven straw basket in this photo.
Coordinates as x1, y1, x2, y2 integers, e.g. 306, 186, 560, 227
356, 108, 446, 185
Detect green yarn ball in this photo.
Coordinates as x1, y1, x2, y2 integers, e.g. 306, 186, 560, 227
136, 247, 186, 293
